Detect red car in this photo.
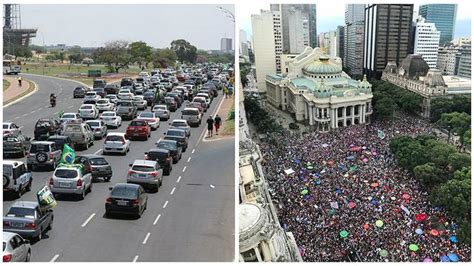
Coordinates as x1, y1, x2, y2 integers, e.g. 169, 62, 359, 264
125, 119, 151, 140
177, 74, 186, 82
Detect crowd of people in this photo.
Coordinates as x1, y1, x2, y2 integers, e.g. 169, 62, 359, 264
258, 115, 471, 262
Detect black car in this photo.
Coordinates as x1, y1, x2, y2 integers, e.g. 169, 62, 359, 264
73, 86, 88, 98
75, 155, 113, 182
104, 84, 119, 95
155, 140, 182, 164
144, 148, 173, 175
93, 87, 107, 98
93, 79, 107, 88
3, 133, 31, 157
47, 135, 72, 151
163, 129, 188, 152
34, 118, 60, 140
166, 92, 183, 108
143, 92, 156, 106
120, 78, 134, 87
105, 183, 147, 218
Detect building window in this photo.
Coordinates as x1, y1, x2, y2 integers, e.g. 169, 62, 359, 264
241, 249, 259, 262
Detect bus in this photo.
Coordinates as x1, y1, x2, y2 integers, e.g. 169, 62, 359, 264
3, 60, 21, 75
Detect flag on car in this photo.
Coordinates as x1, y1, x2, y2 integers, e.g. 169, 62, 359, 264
61, 144, 75, 164
37, 186, 57, 211
58, 110, 65, 119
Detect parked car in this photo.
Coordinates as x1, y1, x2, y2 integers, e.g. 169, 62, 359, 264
96, 99, 115, 112
181, 108, 201, 127
132, 95, 147, 110
60, 112, 81, 124
93, 79, 107, 88
155, 139, 182, 164
61, 122, 94, 150
33, 118, 60, 140
73, 86, 89, 98
104, 84, 119, 95
105, 183, 147, 218
116, 100, 137, 120
164, 128, 188, 152
3, 161, 32, 198
85, 120, 107, 139
137, 112, 160, 130
144, 149, 173, 175
169, 119, 191, 137
93, 87, 107, 98
99, 111, 122, 128
3, 201, 53, 241
26, 141, 61, 171
47, 135, 72, 151
49, 165, 93, 200
3, 122, 21, 135
75, 155, 112, 182
126, 160, 163, 192
2, 232, 31, 262
126, 119, 151, 140
103, 132, 130, 155
152, 105, 170, 121
120, 78, 134, 87
3, 133, 31, 158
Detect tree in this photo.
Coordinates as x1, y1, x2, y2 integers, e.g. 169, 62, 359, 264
81, 57, 94, 66
374, 97, 395, 120
431, 178, 470, 220
447, 153, 471, 173
453, 167, 471, 181
170, 39, 197, 63
30, 45, 46, 54
437, 112, 471, 143
151, 48, 177, 68
67, 45, 84, 63
129, 41, 152, 69
413, 163, 444, 188
93, 41, 132, 73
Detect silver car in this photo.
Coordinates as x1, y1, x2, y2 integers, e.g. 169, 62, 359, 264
86, 120, 108, 139
169, 119, 191, 137
50, 166, 93, 200
126, 160, 163, 192
2, 232, 31, 262
152, 105, 170, 121
3, 201, 54, 241
132, 96, 147, 110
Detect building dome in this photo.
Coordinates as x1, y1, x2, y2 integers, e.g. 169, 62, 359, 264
303, 55, 342, 75
400, 54, 430, 79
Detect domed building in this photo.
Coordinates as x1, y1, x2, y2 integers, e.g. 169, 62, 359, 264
265, 47, 373, 132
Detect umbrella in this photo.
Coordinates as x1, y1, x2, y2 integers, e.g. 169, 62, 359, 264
423, 258, 433, 262
348, 202, 356, 209
391, 196, 396, 201
350, 146, 361, 152
449, 236, 458, 243
301, 189, 309, 195
339, 230, 349, 238
349, 165, 358, 171
415, 228, 423, 235
371, 199, 378, 205
307, 166, 314, 170
375, 220, 384, 227
363, 223, 370, 230
372, 151, 377, 156
430, 229, 439, 236
415, 213, 428, 222
344, 173, 349, 177
379, 250, 388, 257
363, 158, 369, 163
315, 180, 321, 185
448, 253, 459, 262
440, 256, 450, 262
402, 194, 410, 200
371, 182, 379, 188
409, 244, 419, 252
327, 160, 334, 165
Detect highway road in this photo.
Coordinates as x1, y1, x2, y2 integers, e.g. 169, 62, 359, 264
2, 74, 235, 262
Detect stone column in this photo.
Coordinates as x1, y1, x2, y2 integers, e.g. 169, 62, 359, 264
362, 104, 366, 123
309, 105, 314, 126
304, 102, 308, 122
343, 106, 347, 127
333, 108, 337, 128
351, 105, 355, 125
359, 105, 363, 124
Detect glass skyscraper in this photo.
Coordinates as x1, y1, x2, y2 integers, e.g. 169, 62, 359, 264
419, 4, 457, 46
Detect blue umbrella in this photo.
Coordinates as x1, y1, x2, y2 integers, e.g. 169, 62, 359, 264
440, 256, 450, 262
448, 253, 459, 262
371, 199, 378, 205
449, 236, 458, 243
415, 228, 423, 235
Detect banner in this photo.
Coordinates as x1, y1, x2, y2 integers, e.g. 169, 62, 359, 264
400, 204, 411, 215
60, 144, 75, 164
284, 168, 295, 175
37, 186, 57, 211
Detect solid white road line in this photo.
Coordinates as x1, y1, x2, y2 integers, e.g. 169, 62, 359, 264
132, 255, 139, 262
94, 149, 102, 155
187, 157, 191, 163
153, 214, 161, 225
177, 176, 182, 183
50, 254, 60, 262
182, 166, 187, 173
38, 107, 43, 111
192, 149, 195, 154
170, 187, 176, 195
142, 232, 151, 245
81, 213, 96, 227
163, 201, 169, 209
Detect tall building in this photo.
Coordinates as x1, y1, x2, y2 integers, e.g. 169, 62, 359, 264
251, 10, 281, 93
363, 4, 414, 79
457, 44, 471, 78
344, 4, 365, 77
345, 4, 365, 24
419, 4, 457, 46
336, 26, 345, 59
437, 39, 471, 77
414, 16, 440, 69
220, 38, 233, 53
327, 31, 338, 57
240, 29, 250, 60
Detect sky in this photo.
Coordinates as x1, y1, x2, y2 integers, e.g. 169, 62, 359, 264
239, 1, 471, 42
20, 4, 234, 50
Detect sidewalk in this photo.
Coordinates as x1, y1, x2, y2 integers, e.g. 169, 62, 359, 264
205, 94, 234, 139
3, 76, 32, 104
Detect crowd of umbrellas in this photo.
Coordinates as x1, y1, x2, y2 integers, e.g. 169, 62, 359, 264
258, 115, 471, 262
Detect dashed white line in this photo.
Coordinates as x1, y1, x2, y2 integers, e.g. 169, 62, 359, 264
29, 110, 35, 114
192, 149, 195, 154
163, 200, 169, 209
142, 232, 151, 245
38, 107, 43, 111
81, 213, 96, 227
170, 187, 176, 195
132, 255, 139, 262
182, 166, 187, 172
22, 113, 28, 117
50, 254, 60, 262
153, 214, 161, 225
94, 149, 102, 155
187, 157, 191, 163
177, 176, 182, 183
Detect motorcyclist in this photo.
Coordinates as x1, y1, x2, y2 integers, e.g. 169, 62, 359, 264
50, 93, 57, 107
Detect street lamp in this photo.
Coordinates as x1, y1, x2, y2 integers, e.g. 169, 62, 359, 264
216, 6, 235, 22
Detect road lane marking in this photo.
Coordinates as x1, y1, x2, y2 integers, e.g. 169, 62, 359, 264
132, 255, 139, 262
94, 149, 102, 155
142, 232, 151, 245
29, 110, 35, 114
50, 254, 60, 262
163, 200, 169, 209
19, 126, 23, 129
153, 214, 161, 225
170, 187, 176, 195
182, 166, 187, 172
38, 107, 43, 111
192, 149, 195, 154
177, 176, 182, 183
187, 157, 191, 162
13, 116, 19, 119
22, 113, 28, 117
81, 213, 96, 227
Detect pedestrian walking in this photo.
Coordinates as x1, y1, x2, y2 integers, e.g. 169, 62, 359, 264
223, 87, 228, 98
214, 114, 222, 135
17, 76, 22, 87
206, 116, 214, 137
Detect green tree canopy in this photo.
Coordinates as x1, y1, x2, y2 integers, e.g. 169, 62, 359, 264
92, 40, 132, 73
152, 48, 177, 68
170, 39, 197, 63
129, 41, 152, 68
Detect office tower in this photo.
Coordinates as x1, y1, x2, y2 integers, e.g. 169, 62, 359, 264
437, 39, 471, 77
336, 26, 345, 59
240, 29, 249, 59
220, 38, 233, 53
345, 4, 364, 24
414, 16, 440, 69
363, 4, 414, 79
419, 4, 457, 46
344, 4, 365, 77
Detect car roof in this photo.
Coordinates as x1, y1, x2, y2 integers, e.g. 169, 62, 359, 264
101, 111, 117, 115
113, 183, 140, 190
148, 148, 169, 153
3, 160, 24, 166
78, 154, 106, 160
132, 159, 156, 166
48, 135, 69, 140
167, 128, 185, 133
11, 201, 39, 209
107, 132, 126, 137
171, 119, 187, 123
80, 104, 95, 107
3, 231, 18, 240
31, 141, 55, 145
158, 139, 177, 144
183, 107, 199, 111
86, 120, 102, 123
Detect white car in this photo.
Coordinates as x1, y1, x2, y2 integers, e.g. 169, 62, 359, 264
103, 132, 130, 155
84, 91, 101, 102
196, 93, 211, 106
118, 89, 133, 100
78, 104, 99, 119
2, 232, 31, 262
132, 95, 147, 110
96, 99, 115, 112
139, 71, 150, 78
100, 111, 122, 128
105, 94, 118, 104
137, 111, 160, 130
60, 113, 81, 124
3, 122, 21, 135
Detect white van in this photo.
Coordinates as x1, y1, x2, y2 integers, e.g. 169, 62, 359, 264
181, 108, 201, 127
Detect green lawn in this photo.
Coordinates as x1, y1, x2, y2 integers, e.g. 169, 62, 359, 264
3, 79, 10, 91
222, 102, 235, 136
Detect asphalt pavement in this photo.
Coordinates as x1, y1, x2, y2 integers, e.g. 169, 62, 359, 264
2, 74, 235, 262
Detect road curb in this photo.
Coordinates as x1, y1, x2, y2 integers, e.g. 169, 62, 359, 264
3, 79, 38, 108
22, 73, 90, 88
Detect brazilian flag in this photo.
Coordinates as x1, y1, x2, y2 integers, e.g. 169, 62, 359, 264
60, 144, 75, 164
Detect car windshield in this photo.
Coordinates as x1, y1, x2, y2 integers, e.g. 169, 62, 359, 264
182, 109, 198, 115
144, 92, 154, 96
89, 157, 108, 166
35, 121, 51, 128
6, 207, 35, 218
3, 136, 18, 142
75, 87, 83, 91
149, 151, 168, 159
86, 93, 95, 96
139, 113, 153, 118
111, 186, 138, 199
3, 124, 9, 129
167, 130, 184, 137
81, 106, 93, 110
55, 169, 78, 179
30, 144, 50, 153
132, 165, 155, 172
87, 122, 100, 127
97, 100, 108, 104
118, 102, 131, 106
157, 141, 175, 150
102, 113, 114, 117
62, 114, 75, 119
155, 106, 166, 110
165, 98, 175, 103
105, 135, 124, 142
172, 122, 187, 127
130, 121, 146, 126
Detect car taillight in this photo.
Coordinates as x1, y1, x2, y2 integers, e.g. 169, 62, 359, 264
86, 165, 92, 172
106, 197, 113, 204
145, 155, 149, 160
3, 254, 12, 262
121, 140, 126, 145
150, 172, 157, 177
25, 222, 37, 229
76, 179, 83, 187
50, 153, 55, 159
3, 221, 10, 227
128, 170, 135, 175
131, 199, 140, 206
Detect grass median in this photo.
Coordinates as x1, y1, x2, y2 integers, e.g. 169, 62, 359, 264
221, 101, 235, 136
3, 79, 10, 91
3, 80, 35, 105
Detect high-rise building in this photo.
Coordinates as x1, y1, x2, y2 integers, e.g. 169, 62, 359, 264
336, 26, 345, 59
345, 4, 365, 25
220, 38, 233, 53
240, 29, 249, 60
419, 4, 457, 46
327, 31, 338, 57
363, 4, 414, 79
414, 16, 440, 69
344, 4, 365, 77
457, 42, 471, 78
437, 39, 471, 77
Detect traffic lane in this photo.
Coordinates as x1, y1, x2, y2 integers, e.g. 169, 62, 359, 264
137, 138, 235, 262
27, 95, 225, 261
